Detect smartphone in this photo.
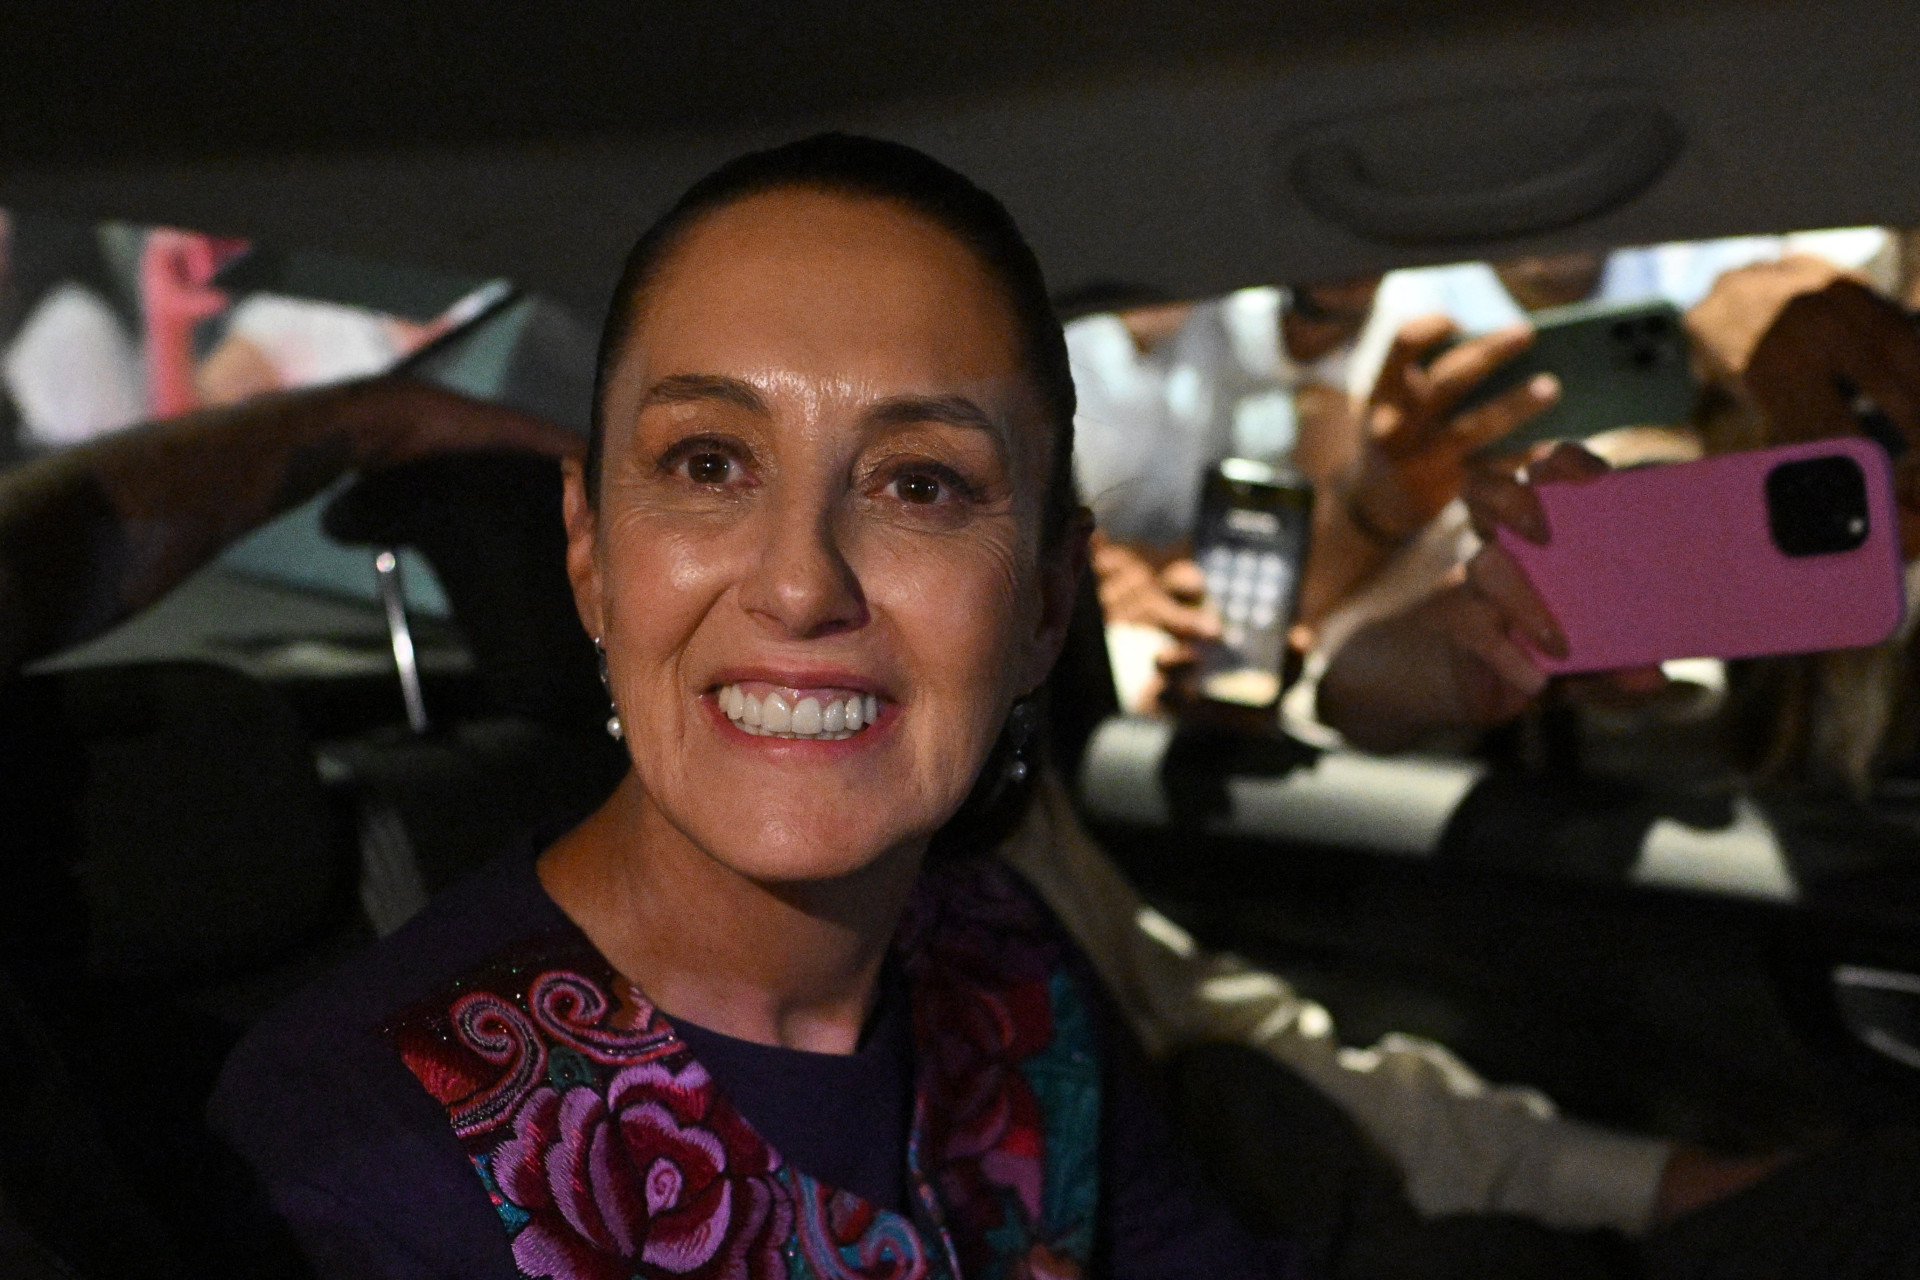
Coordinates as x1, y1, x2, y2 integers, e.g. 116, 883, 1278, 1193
385, 280, 523, 387
1497, 437, 1905, 674
1192, 458, 1315, 708
1459, 299, 1698, 457
214, 246, 496, 322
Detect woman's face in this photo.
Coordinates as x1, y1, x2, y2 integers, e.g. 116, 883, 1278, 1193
566, 188, 1080, 885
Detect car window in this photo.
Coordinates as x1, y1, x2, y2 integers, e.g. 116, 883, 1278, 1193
1075, 220, 1920, 888
0, 212, 594, 619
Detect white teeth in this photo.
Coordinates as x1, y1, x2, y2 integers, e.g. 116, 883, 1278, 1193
792, 697, 822, 735
717, 684, 879, 740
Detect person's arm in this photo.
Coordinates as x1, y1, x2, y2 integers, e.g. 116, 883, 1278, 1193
1317, 265, 1920, 754
1000, 765, 1674, 1233
0, 377, 580, 681
1682, 254, 1851, 406
1087, 532, 1223, 714
1296, 316, 1558, 635
1090, 532, 1220, 644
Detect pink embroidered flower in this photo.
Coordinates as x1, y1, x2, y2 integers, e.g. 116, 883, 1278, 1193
491, 1057, 784, 1280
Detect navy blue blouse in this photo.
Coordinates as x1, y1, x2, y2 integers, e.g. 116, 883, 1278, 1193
209, 851, 1304, 1279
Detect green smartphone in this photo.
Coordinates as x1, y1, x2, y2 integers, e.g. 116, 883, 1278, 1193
1455, 299, 1699, 458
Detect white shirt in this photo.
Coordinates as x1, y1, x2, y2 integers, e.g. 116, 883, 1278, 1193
223, 293, 404, 388
1069, 287, 1345, 547
3, 283, 146, 447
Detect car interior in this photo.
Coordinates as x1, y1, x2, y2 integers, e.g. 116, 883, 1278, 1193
6, 1, 1920, 1275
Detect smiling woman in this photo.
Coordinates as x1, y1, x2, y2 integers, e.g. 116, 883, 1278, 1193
209, 135, 1302, 1280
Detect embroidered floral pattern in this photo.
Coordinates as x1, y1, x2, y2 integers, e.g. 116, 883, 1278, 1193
492, 1057, 791, 1280
385, 859, 1099, 1280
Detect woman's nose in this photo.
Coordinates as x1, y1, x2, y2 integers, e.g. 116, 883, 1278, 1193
738, 501, 868, 640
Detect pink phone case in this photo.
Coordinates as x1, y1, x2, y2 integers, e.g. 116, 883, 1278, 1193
1496, 437, 1906, 674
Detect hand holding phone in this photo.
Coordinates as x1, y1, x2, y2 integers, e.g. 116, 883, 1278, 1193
1350, 317, 1559, 542
1489, 437, 1904, 674
1191, 459, 1315, 708
1454, 299, 1699, 459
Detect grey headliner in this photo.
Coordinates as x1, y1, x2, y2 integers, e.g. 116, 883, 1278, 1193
3, 0, 1913, 316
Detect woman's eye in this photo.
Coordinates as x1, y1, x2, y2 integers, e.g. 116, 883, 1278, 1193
894, 472, 945, 505
684, 452, 733, 484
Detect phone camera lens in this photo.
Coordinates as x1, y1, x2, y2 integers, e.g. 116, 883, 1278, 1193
1766, 455, 1872, 557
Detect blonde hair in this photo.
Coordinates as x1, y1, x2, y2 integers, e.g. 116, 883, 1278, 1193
1704, 370, 1919, 799
1728, 566, 1918, 800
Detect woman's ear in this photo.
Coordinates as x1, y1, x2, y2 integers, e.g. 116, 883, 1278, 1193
1021, 506, 1095, 693
560, 457, 606, 640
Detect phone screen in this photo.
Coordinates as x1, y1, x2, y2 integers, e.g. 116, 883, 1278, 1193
1193, 459, 1314, 708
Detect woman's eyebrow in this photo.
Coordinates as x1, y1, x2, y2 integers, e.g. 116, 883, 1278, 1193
863, 394, 1001, 434
636, 373, 769, 414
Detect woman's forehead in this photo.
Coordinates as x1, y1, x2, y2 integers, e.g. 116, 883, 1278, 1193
614, 189, 1030, 402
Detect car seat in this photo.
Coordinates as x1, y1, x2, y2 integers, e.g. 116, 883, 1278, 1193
0, 660, 350, 1280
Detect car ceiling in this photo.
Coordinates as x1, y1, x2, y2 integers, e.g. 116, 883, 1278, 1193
3, 0, 1916, 318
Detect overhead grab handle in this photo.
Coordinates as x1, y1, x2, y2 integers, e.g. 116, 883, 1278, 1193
1289, 102, 1683, 246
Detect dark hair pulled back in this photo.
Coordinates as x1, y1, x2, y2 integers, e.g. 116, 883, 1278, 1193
586, 132, 1078, 547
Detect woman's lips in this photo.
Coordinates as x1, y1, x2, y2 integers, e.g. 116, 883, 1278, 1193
716, 681, 881, 740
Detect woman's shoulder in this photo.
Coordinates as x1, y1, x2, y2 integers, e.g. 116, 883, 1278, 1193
234, 853, 565, 1052
207, 850, 571, 1174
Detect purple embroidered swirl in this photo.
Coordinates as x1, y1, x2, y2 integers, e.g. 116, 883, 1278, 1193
528, 969, 679, 1066
448, 991, 547, 1137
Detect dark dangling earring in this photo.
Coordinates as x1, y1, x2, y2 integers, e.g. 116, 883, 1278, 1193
595, 638, 623, 741
1002, 697, 1038, 787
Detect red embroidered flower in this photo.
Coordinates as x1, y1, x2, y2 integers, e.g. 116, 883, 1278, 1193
901, 861, 1071, 1274
491, 1057, 784, 1280
913, 969, 1054, 1267
901, 860, 1058, 991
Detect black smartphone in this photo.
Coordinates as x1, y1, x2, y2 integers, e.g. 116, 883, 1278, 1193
213, 245, 496, 322
1192, 458, 1315, 709
1458, 298, 1698, 458
386, 280, 523, 388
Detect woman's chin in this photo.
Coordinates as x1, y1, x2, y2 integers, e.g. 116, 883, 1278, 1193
700, 823, 923, 887
676, 767, 947, 886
